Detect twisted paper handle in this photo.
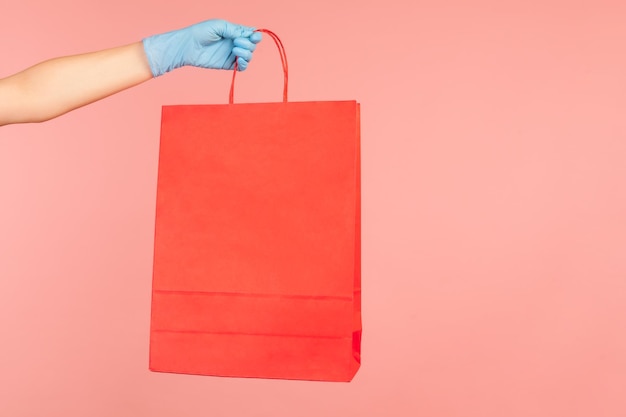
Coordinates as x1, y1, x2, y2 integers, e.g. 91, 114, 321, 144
230, 29, 288, 104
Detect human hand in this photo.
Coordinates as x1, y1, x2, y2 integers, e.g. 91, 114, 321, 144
142, 19, 262, 77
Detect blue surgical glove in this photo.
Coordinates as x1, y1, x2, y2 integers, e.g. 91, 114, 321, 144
142, 19, 262, 77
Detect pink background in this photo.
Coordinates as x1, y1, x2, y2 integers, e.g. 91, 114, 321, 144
1, 1, 625, 416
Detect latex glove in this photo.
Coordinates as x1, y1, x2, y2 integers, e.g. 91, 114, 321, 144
142, 19, 262, 77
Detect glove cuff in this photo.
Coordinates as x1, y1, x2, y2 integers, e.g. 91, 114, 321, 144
142, 29, 190, 77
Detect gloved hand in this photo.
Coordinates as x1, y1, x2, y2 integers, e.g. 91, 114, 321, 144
142, 19, 262, 77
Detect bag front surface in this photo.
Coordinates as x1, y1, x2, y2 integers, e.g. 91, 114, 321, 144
149, 99, 361, 381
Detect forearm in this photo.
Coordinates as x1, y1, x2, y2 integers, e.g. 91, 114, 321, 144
0, 42, 152, 126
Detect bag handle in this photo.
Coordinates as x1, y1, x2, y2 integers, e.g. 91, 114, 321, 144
229, 29, 288, 104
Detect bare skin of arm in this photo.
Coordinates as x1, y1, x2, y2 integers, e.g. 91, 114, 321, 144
0, 42, 152, 126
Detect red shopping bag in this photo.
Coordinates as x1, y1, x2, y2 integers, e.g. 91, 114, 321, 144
149, 31, 361, 382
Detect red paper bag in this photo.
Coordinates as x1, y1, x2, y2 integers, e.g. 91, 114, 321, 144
149, 31, 361, 382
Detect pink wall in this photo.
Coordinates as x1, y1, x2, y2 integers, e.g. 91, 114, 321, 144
1, 1, 625, 416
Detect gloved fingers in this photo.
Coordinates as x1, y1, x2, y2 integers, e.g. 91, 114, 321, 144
249, 32, 263, 44
232, 47, 253, 62
236, 56, 249, 71
215, 20, 255, 40
233, 37, 258, 52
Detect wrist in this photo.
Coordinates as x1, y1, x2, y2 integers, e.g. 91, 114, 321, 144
142, 29, 191, 77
